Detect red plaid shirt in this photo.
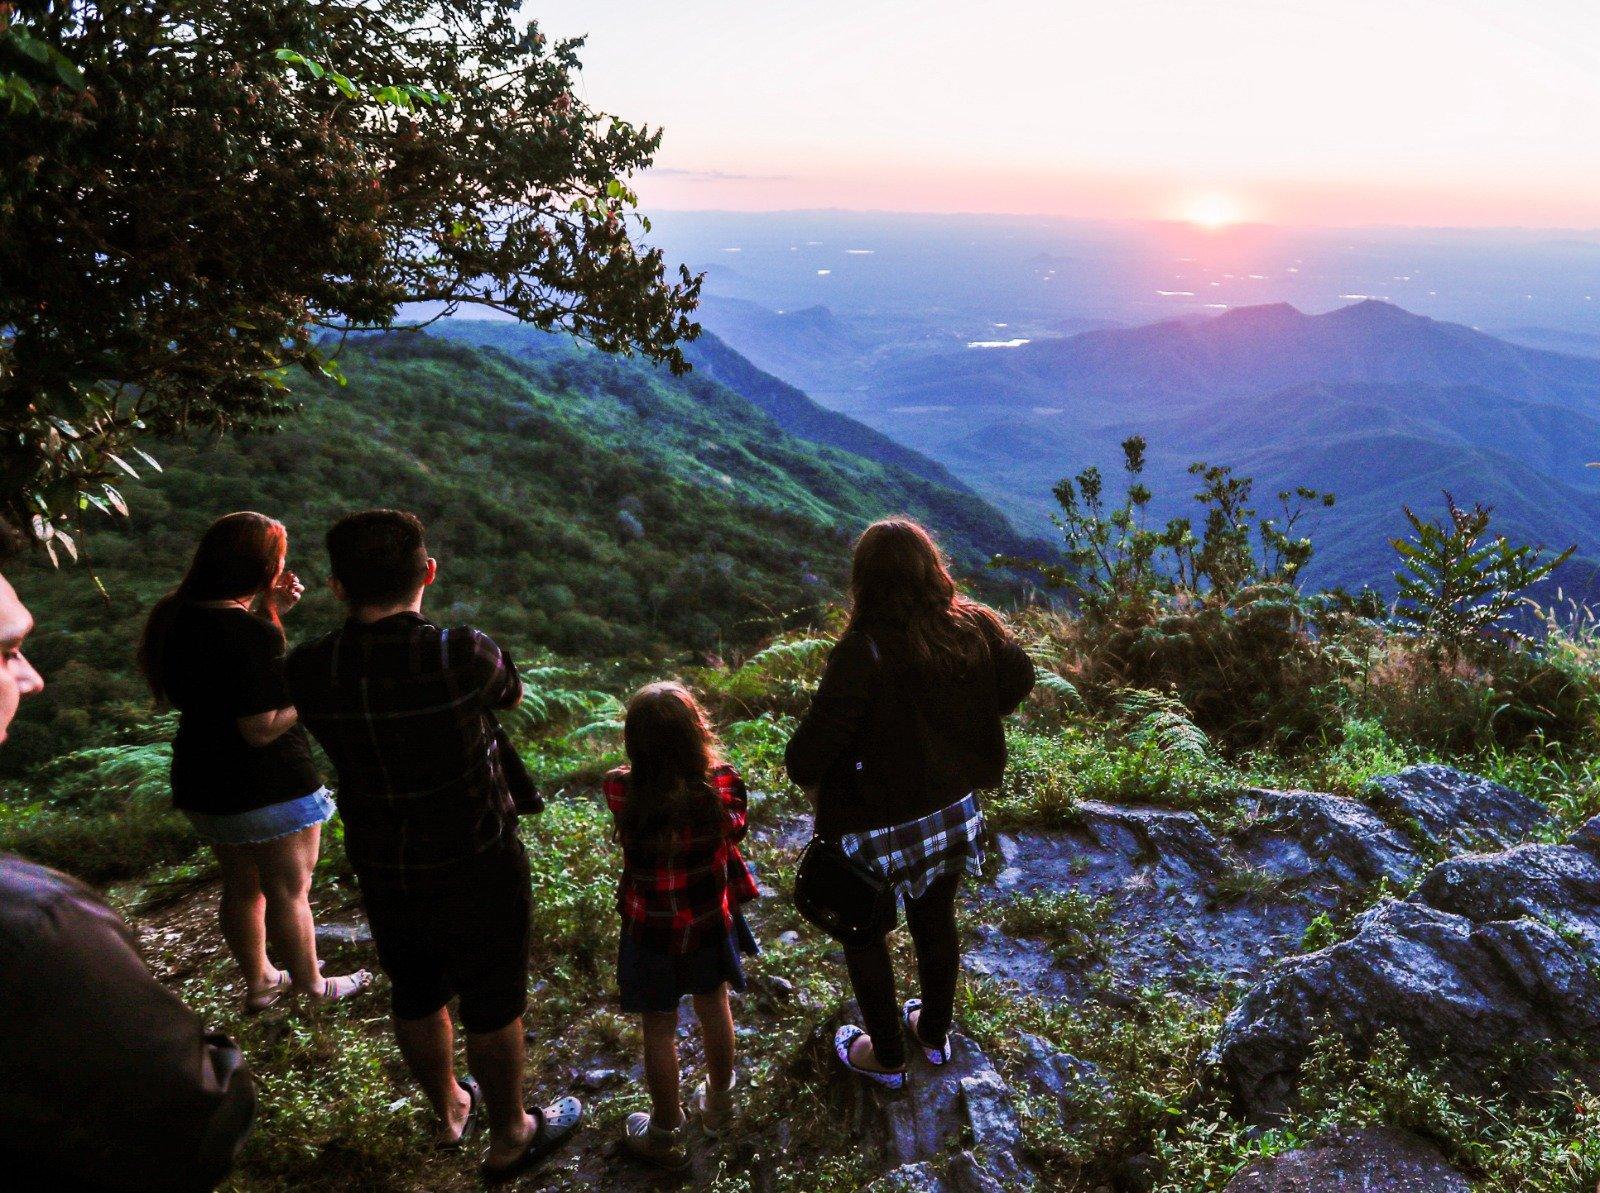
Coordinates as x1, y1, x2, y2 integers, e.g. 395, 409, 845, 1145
604, 763, 759, 955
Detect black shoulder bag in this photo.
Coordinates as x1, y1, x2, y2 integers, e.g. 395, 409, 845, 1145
792, 634, 897, 947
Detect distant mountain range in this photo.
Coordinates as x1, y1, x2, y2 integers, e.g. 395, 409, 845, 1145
733, 299, 1600, 598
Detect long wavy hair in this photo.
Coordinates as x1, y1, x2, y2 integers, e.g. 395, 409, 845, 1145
847, 518, 1006, 675
616, 682, 725, 844
137, 512, 287, 704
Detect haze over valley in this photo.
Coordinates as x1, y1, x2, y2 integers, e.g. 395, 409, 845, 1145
638, 211, 1600, 597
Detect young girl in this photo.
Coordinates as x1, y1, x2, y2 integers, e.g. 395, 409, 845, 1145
604, 682, 759, 1169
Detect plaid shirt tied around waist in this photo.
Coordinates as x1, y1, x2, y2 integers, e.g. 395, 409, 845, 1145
286, 612, 523, 886
841, 792, 986, 902
604, 764, 759, 956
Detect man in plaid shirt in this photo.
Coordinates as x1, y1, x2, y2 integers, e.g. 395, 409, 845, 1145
287, 510, 583, 1181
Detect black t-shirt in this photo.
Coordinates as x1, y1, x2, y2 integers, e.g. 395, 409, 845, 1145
159, 605, 321, 816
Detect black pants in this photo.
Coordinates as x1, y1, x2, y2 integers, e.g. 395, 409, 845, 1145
843, 871, 963, 1070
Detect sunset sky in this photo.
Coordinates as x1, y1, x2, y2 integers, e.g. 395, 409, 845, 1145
531, 0, 1600, 228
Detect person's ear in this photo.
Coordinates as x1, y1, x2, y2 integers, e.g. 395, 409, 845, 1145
329, 575, 347, 603
422, 558, 438, 587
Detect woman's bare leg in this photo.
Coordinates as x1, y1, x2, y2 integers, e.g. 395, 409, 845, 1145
213, 845, 275, 993
640, 1010, 686, 1128
253, 824, 324, 995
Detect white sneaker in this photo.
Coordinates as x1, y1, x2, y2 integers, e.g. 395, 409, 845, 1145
622, 1108, 689, 1169
693, 1073, 738, 1137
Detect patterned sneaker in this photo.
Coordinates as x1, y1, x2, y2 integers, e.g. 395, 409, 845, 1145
834, 1024, 907, 1090
622, 1108, 690, 1170
903, 999, 952, 1065
693, 1073, 738, 1137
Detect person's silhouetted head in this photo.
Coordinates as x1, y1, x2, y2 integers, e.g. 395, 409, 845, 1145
616, 681, 724, 843
0, 530, 45, 743
847, 517, 1005, 675
137, 512, 288, 703
326, 510, 435, 612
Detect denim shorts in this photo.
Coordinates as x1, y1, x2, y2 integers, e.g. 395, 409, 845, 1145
184, 788, 336, 846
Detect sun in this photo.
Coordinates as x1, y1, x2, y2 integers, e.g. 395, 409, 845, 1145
1181, 193, 1246, 230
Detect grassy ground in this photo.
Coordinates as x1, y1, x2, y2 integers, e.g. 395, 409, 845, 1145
15, 620, 1600, 1190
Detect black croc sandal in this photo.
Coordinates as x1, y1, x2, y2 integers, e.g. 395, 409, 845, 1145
435, 1076, 482, 1151
480, 1096, 585, 1186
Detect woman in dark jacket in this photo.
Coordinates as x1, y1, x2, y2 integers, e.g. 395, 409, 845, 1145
138, 513, 369, 1013
786, 518, 1034, 1087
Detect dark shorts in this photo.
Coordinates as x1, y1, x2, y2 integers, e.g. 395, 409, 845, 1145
358, 842, 532, 1034
618, 910, 759, 1014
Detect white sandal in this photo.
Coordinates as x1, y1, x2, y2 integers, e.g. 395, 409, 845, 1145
243, 969, 291, 1015
693, 1073, 738, 1137
309, 969, 373, 1003
622, 1105, 690, 1170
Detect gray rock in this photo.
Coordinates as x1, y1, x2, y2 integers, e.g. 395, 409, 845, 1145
314, 921, 372, 948
1222, 1125, 1471, 1191
1211, 818, 1600, 1118
802, 1010, 1037, 1187
758, 974, 797, 1002
1077, 802, 1230, 880
615, 508, 645, 540
870, 1162, 949, 1192
1240, 789, 1421, 889
1366, 764, 1551, 854
949, 1150, 1022, 1193
1414, 839, 1600, 946
1017, 1033, 1105, 1103
577, 1067, 621, 1091
960, 1068, 1022, 1152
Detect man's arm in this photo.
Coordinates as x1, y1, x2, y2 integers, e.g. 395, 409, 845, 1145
466, 629, 522, 710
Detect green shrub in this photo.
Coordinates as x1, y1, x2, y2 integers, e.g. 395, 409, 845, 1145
0, 739, 196, 881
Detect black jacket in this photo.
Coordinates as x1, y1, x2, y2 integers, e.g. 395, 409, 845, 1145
0, 856, 255, 1192
785, 616, 1035, 835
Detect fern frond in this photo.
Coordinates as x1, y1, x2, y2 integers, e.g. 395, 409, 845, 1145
1116, 687, 1212, 762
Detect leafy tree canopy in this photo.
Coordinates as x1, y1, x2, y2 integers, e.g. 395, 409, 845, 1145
0, 1, 701, 552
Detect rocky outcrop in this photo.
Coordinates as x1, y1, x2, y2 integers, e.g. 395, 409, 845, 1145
1209, 813, 1600, 1117
973, 767, 1537, 1004
1367, 763, 1552, 854
1236, 789, 1421, 890
1222, 1126, 1471, 1191
802, 1008, 1038, 1191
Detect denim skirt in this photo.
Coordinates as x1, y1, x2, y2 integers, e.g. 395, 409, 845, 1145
184, 788, 336, 846
618, 910, 759, 1014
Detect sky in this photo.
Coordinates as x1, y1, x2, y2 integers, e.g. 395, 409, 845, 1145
528, 0, 1600, 229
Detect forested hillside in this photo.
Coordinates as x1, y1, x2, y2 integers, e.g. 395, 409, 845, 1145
3, 331, 1031, 774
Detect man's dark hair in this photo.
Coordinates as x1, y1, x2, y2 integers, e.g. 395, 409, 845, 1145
0, 518, 20, 562
327, 510, 429, 607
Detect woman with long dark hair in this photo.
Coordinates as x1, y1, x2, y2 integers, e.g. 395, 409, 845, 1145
785, 519, 1034, 1087
139, 512, 369, 1012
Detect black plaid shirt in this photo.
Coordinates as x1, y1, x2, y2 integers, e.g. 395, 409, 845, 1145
286, 612, 523, 887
